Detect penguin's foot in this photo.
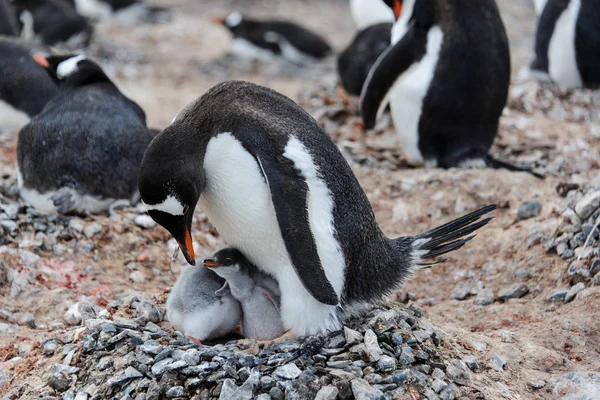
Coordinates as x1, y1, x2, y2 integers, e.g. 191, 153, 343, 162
186, 335, 203, 345
51, 188, 77, 214
256, 330, 296, 345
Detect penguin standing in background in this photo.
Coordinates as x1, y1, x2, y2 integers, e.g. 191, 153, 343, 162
338, 23, 392, 96
360, 0, 536, 173
0, 37, 58, 132
0, 0, 19, 36
203, 248, 285, 340
139, 80, 497, 337
17, 54, 154, 214
349, 0, 394, 30
529, 0, 600, 89
213, 11, 331, 63
166, 262, 242, 342
12, 0, 93, 47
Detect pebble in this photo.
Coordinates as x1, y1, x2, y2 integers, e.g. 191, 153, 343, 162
41, 339, 59, 356
527, 380, 546, 390
315, 385, 339, 400
344, 327, 362, 346
108, 367, 143, 386
363, 329, 382, 362
83, 223, 103, 238
376, 356, 396, 373
351, 378, 384, 400
473, 289, 494, 306
517, 200, 542, 220
20, 251, 40, 268
547, 288, 569, 302
129, 270, 146, 284
397, 346, 415, 365
165, 386, 185, 398
565, 282, 586, 302
274, 363, 302, 380
134, 215, 156, 229
574, 190, 600, 219
498, 284, 529, 300
462, 356, 480, 372
432, 378, 448, 393
499, 330, 515, 343
553, 371, 600, 399
446, 360, 473, 386
490, 354, 507, 371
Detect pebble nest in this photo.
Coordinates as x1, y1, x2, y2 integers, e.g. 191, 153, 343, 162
4, 295, 494, 400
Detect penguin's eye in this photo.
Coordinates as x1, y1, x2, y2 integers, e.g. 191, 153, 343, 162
224, 258, 233, 266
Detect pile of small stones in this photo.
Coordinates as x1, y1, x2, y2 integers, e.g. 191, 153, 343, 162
541, 186, 600, 302
8, 298, 490, 400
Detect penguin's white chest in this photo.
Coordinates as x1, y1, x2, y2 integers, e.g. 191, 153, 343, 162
198, 133, 344, 335
0, 99, 30, 133
548, 0, 582, 89
350, 0, 394, 30
388, 25, 444, 165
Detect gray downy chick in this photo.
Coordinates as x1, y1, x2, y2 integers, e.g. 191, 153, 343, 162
166, 263, 242, 342
202, 247, 285, 340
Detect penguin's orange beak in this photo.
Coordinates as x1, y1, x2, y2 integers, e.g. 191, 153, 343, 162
393, 0, 402, 19
211, 16, 225, 25
179, 227, 195, 265
32, 53, 49, 68
201, 258, 221, 268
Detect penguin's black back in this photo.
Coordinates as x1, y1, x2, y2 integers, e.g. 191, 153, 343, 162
146, 81, 403, 305
228, 19, 331, 59
419, 0, 510, 167
338, 23, 392, 96
13, 0, 92, 46
18, 79, 152, 199
531, 0, 568, 73
575, 0, 600, 87
0, 0, 19, 36
0, 37, 58, 116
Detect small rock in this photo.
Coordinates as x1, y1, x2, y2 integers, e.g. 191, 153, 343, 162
499, 330, 515, 343
446, 360, 473, 386
350, 378, 384, 400
134, 215, 156, 229
344, 327, 363, 346
398, 346, 415, 365
527, 380, 546, 390
107, 367, 143, 386
274, 363, 301, 380
376, 356, 396, 373
16, 312, 35, 328
165, 386, 185, 398
363, 329, 382, 362
451, 280, 480, 300
547, 288, 569, 302
130, 271, 146, 284
565, 283, 586, 303
498, 284, 529, 300
490, 354, 506, 371
20, 251, 40, 268
69, 219, 84, 232
518, 200, 542, 220
462, 356, 480, 371
41, 339, 58, 356
151, 358, 173, 375
590, 259, 600, 277
473, 289, 494, 306
49, 373, 71, 392
315, 385, 339, 400
514, 268, 530, 279
553, 371, 600, 399
575, 190, 600, 219
432, 379, 448, 393
83, 223, 102, 238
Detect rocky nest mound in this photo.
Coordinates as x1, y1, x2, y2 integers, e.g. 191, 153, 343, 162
4, 296, 497, 400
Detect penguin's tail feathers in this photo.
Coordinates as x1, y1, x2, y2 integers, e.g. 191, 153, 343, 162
482, 154, 545, 179
449, 148, 544, 179
408, 205, 497, 268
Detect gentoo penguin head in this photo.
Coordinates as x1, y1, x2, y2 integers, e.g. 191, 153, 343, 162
211, 11, 243, 31
138, 121, 203, 266
201, 248, 249, 279
382, 0, 403, 20
32, 54, 110, 87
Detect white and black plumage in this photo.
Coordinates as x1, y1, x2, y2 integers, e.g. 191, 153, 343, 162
65, 0, 168, 22
17, 54, 154, 214
338, 23, 392, 96
361, 0, 540, 174
530, 0, 600, 89
0, 0, 19, 36
0, 37, 58, 131
12, 0, 93, 47
214, 11, 331, 63
350, 0, 394, 30
203, 248, 284, 340
166, 263, 242, 342
139, 81, 497, 336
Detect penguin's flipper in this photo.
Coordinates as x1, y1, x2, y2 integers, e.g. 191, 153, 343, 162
360, 25, 426, 129
215, 282, 230, 297
255, 154, 339, 306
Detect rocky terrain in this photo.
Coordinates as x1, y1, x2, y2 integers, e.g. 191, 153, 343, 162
1, 0, 599, 399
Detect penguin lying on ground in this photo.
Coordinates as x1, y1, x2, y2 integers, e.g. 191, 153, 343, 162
139, 80, 497, 337
349, 0, 394, 30
338, 23, 392, 96
0, 0, 19, 36
528, 0, 600, 89
361, 0, 540, 176
17, 54, 154, 214
166, 262, 242, 343
13, 0, 93, 47
203, 248, 284, 341
65, 0, 168, 23
213, 11, 331, 63
0, 37, 58, 132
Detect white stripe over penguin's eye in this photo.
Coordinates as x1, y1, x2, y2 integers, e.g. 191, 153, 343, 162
57, 55, 87, 79
142, 195, 186, 216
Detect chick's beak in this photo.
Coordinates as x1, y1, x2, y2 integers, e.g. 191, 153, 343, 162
393, 0, 402, 19
201, 258, 221, 268
211, 16, 225, 25
32, 53, 49, 68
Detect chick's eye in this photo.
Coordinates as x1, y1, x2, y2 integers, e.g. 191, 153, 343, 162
224, 258, 232, 266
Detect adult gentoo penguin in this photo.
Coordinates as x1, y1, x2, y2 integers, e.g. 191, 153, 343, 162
350, 0, 394, 30
17, 54, 153, 214
529, 0, 600, 89
139, 81, 496, 336
361, 0, 516, 170
0, 0, 20, 36
338, 23, 392, 96
0, 37, 58, 131
213, 11, 331, 62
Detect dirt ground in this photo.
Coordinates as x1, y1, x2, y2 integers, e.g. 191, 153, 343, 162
1, 0, 599, 399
